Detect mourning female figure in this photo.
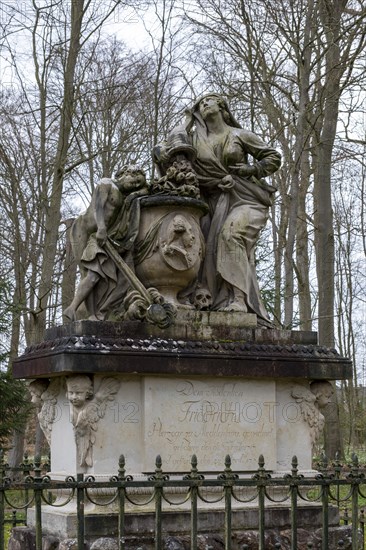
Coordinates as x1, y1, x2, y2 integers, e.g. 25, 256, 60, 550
170, 94, 281, 324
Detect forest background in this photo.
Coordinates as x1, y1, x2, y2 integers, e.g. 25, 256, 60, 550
0, 0, 365, 465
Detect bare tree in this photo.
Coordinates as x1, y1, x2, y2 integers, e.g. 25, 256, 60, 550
0, 0, 140, 465
182, 0, 366, 341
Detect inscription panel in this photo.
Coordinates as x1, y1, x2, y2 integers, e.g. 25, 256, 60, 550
143, 377, 276, 471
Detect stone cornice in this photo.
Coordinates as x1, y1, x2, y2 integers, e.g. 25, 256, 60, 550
13, 322, 352, 381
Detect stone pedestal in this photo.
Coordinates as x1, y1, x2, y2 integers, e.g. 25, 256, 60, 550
12, 313, 352, 546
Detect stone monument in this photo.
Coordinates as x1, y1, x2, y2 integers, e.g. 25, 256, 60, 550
12, 93, 352, 547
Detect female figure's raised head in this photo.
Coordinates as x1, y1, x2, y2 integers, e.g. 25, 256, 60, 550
187, 93, 241, 134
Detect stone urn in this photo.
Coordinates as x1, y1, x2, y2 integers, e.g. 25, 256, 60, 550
134, 196, 208, 307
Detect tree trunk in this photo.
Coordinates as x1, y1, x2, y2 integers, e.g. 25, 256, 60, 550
7, 429, 25, 471
296, 158, 312, 331
313, 0, 346, 458
34, 0, 85, 343
61, 218, 77, 313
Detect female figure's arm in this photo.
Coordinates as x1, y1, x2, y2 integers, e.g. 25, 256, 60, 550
229, 130, 281, 180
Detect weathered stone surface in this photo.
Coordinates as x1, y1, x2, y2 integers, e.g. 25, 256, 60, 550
145, 377, 277, 470
8, 527, 36, 550
8, 524, 362, 550
135, 200, 206, 307
63, 166, 149, 324
13, 322, 351, 381
90, 538, 118, 550
58, 540, 79, 550
22, 372, 332, 476
153, 93, 281, 321
42, 535, 60, 550
26, 506, 340, 541
63, 94, 281, 325
34, 318, 316, 343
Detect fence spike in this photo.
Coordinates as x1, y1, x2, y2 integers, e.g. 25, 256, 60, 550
2, 451, 365, 548
155, 455, 162, 470
118, 454, 126, 479
291, 455, 298, 476
34, 455, 42, 480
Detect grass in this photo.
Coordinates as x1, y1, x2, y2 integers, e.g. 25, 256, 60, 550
3, 511, 26, 547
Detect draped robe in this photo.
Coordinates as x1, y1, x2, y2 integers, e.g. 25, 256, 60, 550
191, 118, 281, 322
75, 192, 142, 319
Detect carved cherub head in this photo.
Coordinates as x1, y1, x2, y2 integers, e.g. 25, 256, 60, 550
29, 379, 49, 407
114, 165, 147, 194
310, 380, 334, 410
172, 215, 188, 234
66, 375, 94, 409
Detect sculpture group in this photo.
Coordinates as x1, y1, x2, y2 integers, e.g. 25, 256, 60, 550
64, 93, 281, 327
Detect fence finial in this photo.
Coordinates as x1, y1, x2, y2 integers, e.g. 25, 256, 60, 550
34, 455, 42, 480
118, 454, 126, 479
291, 455, 298, 476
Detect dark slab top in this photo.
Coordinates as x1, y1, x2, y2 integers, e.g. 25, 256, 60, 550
13, 320, 352, 381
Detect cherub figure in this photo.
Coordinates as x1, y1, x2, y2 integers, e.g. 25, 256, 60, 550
291, 383, 324, 445
66, 375, 120, 468
29, 379, 49, 408
291, 380, 334, 445
29, 378, 61, 445
63, 166, 148, 322
310, 380, 334, 410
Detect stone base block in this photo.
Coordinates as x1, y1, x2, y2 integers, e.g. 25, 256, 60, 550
9, 519, 362, 550
28, 373, 325, 476
26, 504, 339, 540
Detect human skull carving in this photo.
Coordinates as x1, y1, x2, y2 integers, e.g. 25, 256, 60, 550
194, 288, 212, 310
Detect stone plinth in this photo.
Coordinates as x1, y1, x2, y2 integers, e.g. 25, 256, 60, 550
12, 314, 352, 545
13, 314, 351, 477
14, 508, 360, 549
14, 313, 349, 381
25, 504, 340, 542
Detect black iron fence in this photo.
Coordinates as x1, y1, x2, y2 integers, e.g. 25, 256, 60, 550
1, 451, 365, 550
